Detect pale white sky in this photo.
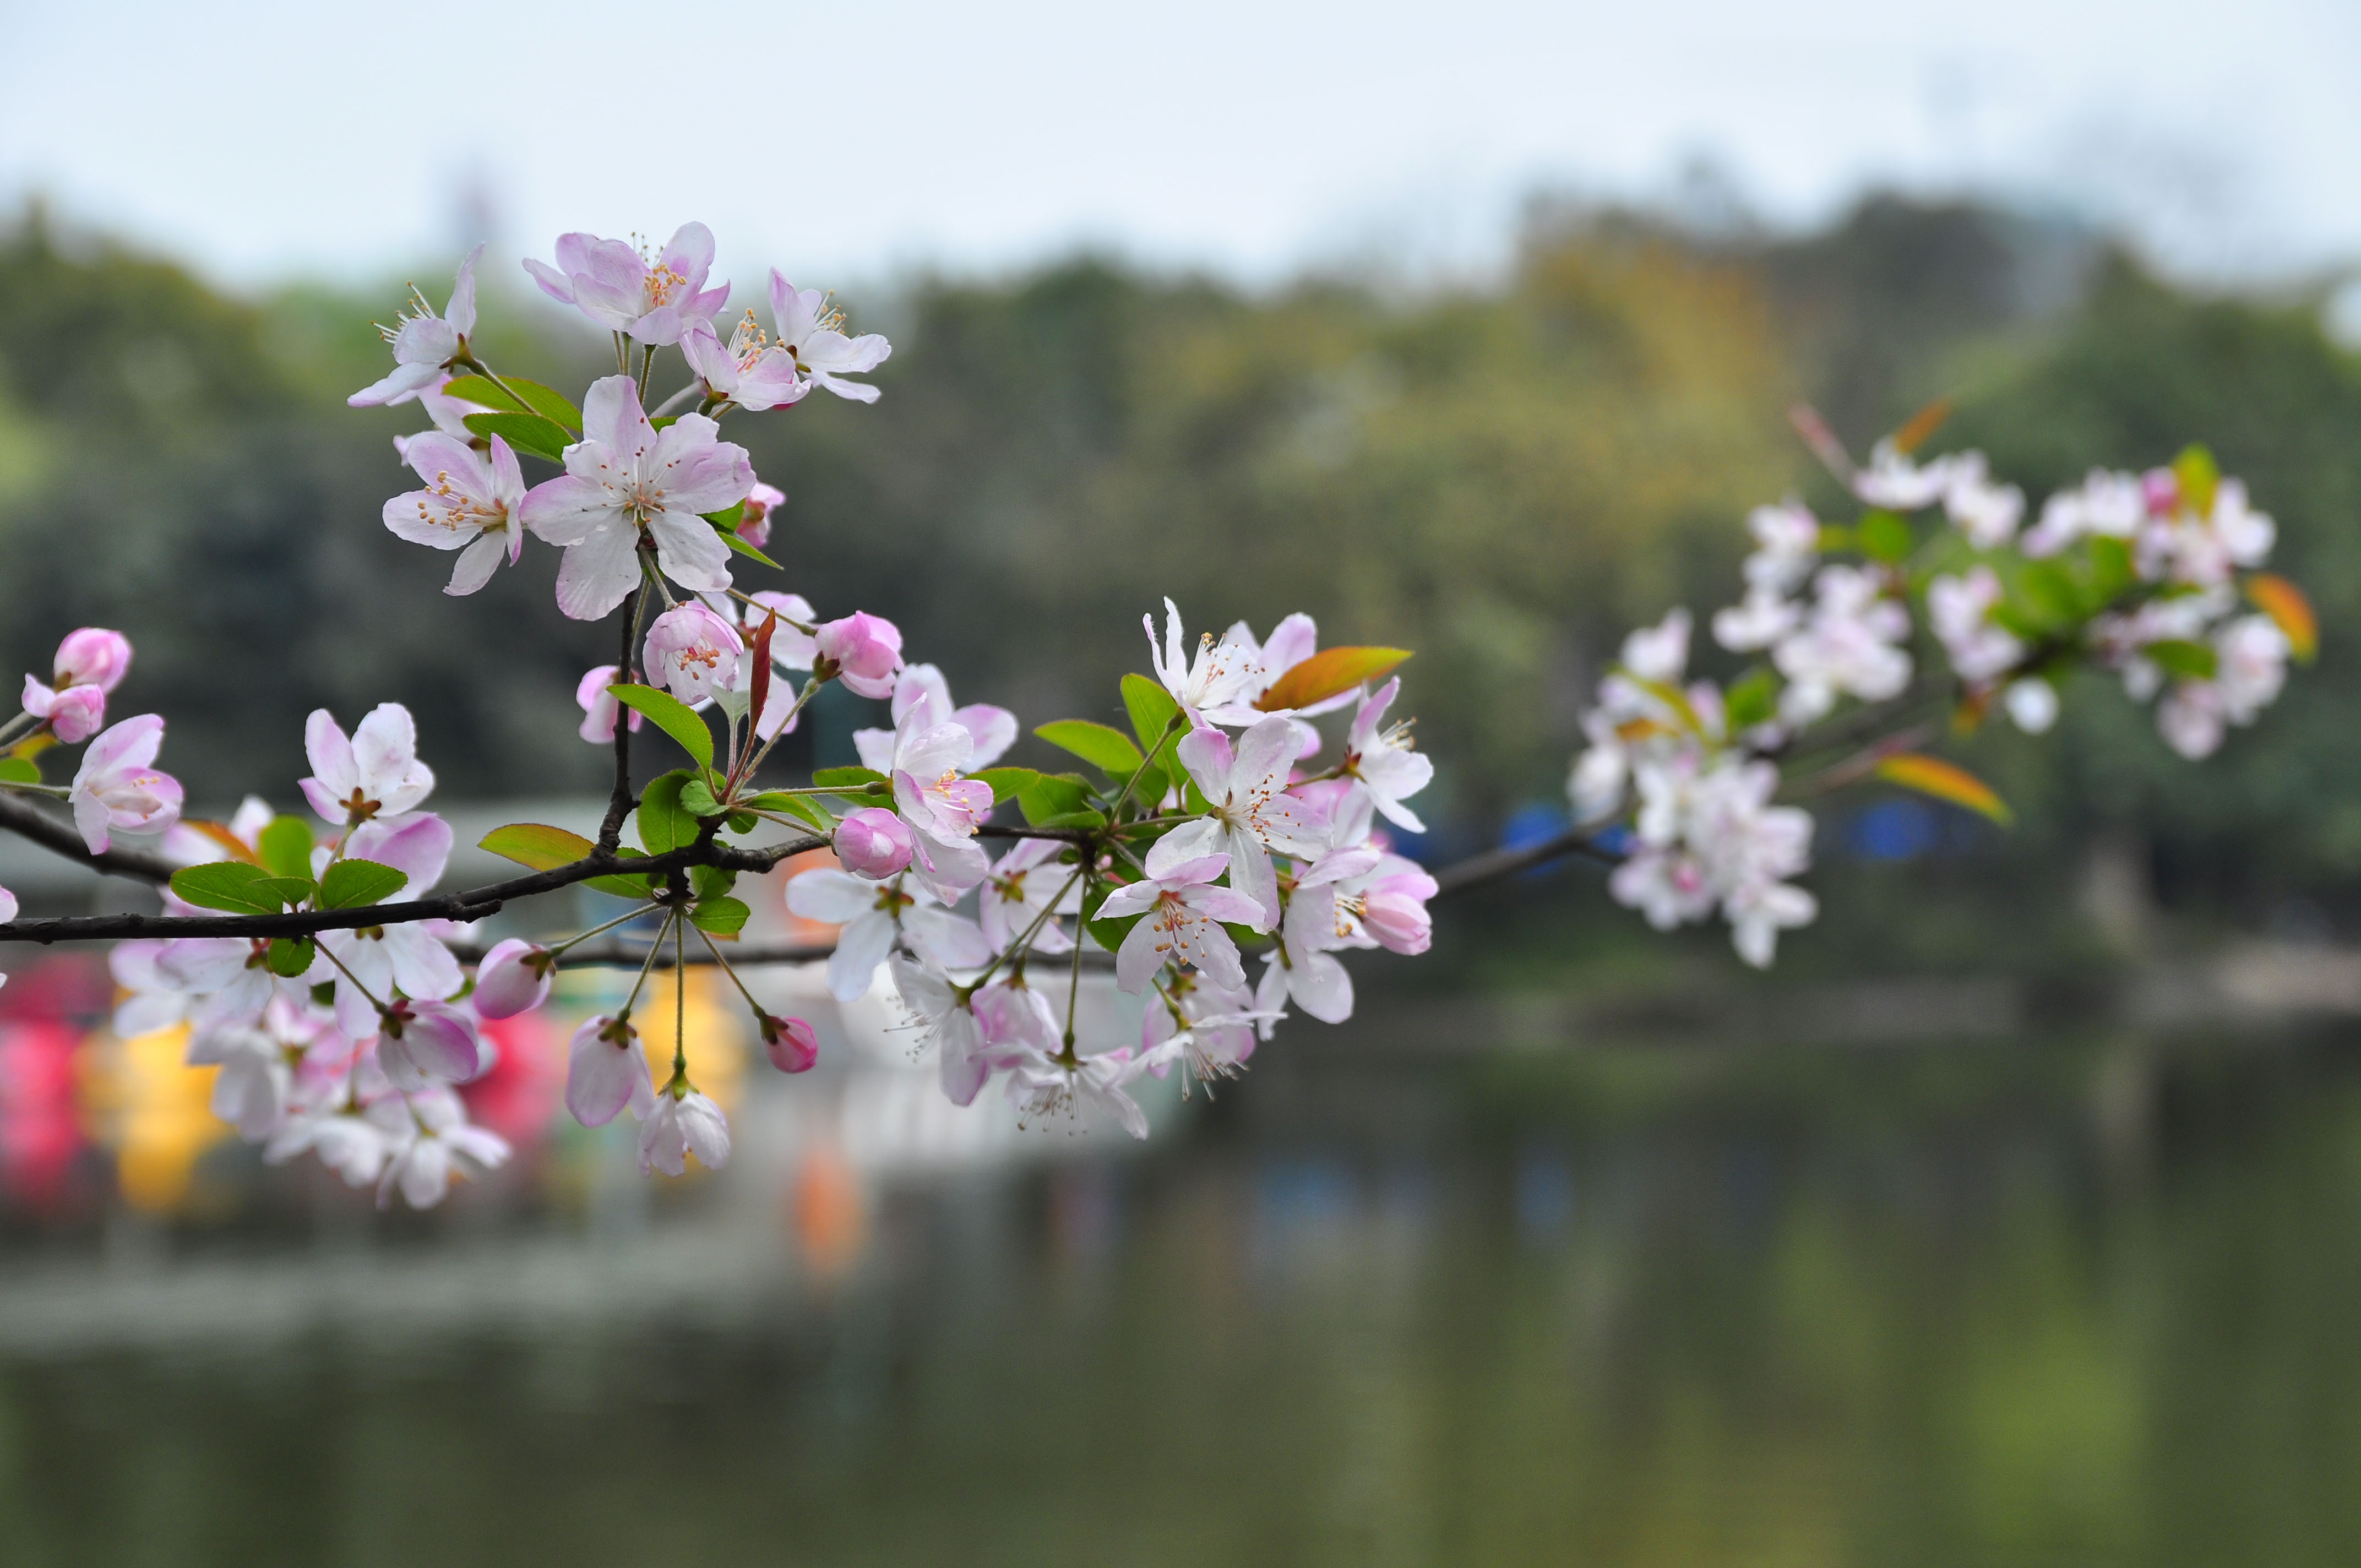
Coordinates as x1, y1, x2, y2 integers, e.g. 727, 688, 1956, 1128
5, 0, 2356, 292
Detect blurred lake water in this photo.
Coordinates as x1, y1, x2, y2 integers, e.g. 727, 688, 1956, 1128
0, 1008, 2356, 1566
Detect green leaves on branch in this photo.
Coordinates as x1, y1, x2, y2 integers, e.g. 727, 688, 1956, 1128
478, 822, 651, 899
2143, 639, 2218, 680
1854, 510, 1914, 564
741, 791, 834, 831
690, 897, 750, 936
811, 766, 887, 793
1017, 772, 1100, 829
634, 770, 700, 856
1120, 673, 1182, 751
169, 862, 316, 916
0, 758, 40, 785
443, 374, 583, 432
971, 767, 1040, 805
608, 683, 712, 768
266, 938, 315, 977
319, 859, 408, 910
1723, 668, 1778, 732
719, 531, 782, 569
462, 411, 572, 462
1036, 720, 1142, 774
256, 815, 313, 880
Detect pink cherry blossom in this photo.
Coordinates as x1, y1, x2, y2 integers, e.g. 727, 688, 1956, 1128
768, 271, 891, 401
519, 375, 754, 620
1158, 716, 1326, 925
373, 998, 482, 1092
643, 602, 742, 706
815, 611, 904, 699
69, 715, 182, 853
683, 315, 806, 411
1145, 598, 1256, 725
566, 1015, 655, 1127
350, 244, 481, 406
38, 685, 106, 744
339, 811, 454, 894
854, 663, 1017, 772
300, 704, 434, 825
51, 628, 132, 693
382, 432, 527, 596
316, 923, 463, 1041
575, 665, 645, 744
1342, 678, 1434, 834
375, 1086, 510, 1210
472, 939, 553, 1020
1095, 840, 1269, 994
835, 808, 915, 879
980, 837, 1081, 955
523, 225, 727, 346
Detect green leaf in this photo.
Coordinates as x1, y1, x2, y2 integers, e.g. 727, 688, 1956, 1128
319, 858, 408, 910
1258, 646, 1413, 712
2144, 639, 2219, 680
265, 937, 315, 978
972, 767, 1041, 805
1018, 772, 1091, 825
679, 777, 723, 817
2087, 536, 2134, 602
504, 377, 583, 432
1036, 719, 1143, 775
584, 856, 655, 901
690, 896, 750, 936
692, 864, 738, 902
170, 863, 307, 916
2010, 560, 2082, 631
439, 374, 528, 414
608, 683, 714, 768
0, 757, 38, 784
461, 410, 572, 462
443, 375, 583, 431
720, 529, 781, 569
1723, 667, 1778, 732
635, 769, 699, 856
703, 501, 746, 531
1081, 881, 1144, 955
743, 791, 835, 831
1120, 672, 1183, 752
812, 766, 888, 792
1032, 808, 1108, 830
256, 815, 314, 880
478, 821, 651, 899
2172, 444, 2219, 516
1856, 509, 1913, 563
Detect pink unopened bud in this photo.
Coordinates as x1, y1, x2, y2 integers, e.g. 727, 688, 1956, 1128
738, 481, 784, 549
814, 611, 904, 699
46, 685, 106, 744
472, 938, 554, 1019
644, 603, 743, 706
761, 1013, 819, 1073
53, 628, 132, 694
835, 807, 914, 879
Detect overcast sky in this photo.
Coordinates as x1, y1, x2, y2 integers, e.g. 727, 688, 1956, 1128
6, 0, 2357, 294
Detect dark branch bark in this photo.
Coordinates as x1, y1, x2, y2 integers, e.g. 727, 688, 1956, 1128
1428, 830, 1618, 896
0, 834, 828, 946
596, 587, 638, 853
0, 791, 178, 884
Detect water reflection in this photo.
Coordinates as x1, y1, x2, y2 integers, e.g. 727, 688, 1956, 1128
0, 1017, 2358, 1565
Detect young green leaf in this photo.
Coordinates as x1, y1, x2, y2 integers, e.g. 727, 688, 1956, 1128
319, 858, 409, 910
0, 757, 39, 785
2143, 639, 2219, 680
742, 791, 835, 831
1120, 672, 1183, 752
502, 376, 584, 432
719, 530, 782, 569
2172, 443, 2219, 517
678, 777, 723, 817
1035, 719, 1144, 775
1032, 808, 1108, 830
1257, 646, 1412, 712
461, 411, 572, 462
812, 765, 888, 791
478, 821, 651, 899
265, 937, 316, 978
169, 862, 303, 916
691, 864, 738, 902
1723, 667, 1779, 732
1856, 509, 1913, 563
439, 374, 529, 415
1018, 772, 1091, 825
257, 815, 314, 880
972, 767, 1041, 805
1873, 753, 2014, 826
635, 769, 699, 856
689, 896, 751, 936
608, 683, 715, 768
703, 500, 746, 531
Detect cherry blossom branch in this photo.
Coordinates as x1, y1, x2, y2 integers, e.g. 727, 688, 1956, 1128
0, 791, 178, 884
1427, 830, 1620, 895
597, 588, 643, 852
0, 832, 826, 946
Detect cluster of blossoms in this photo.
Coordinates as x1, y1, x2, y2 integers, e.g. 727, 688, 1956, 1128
1570, 425, 2313, 965
0, 225, 2317, 1205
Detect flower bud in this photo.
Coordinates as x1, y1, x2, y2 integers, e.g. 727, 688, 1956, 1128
53, 628, 132, 694
814, 611, 904, 699
643, 603, 743, 707
567, 1014, 650, 1128
835, 807, 914, 879
45, 685, 106, 745
761, 1012, 819, 1073
472, 938, 554, 1019
738, 481, 784, 549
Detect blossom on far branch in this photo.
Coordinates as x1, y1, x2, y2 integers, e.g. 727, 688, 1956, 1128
575, 665, 645, 744
21, 627, 132, 744
300, 704, 435, 826
350, 243, 481, 407
520, 375, 754, 620
768, 271, 891, 402
70, 715, 182, 854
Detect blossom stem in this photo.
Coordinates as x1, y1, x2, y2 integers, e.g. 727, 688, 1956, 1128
720, 588, 820, 636
0, 780, 69, 798
959, 864, 1088, 998
1106, 715, 1186, 820
671, 912, 688, 1081
691, 922, 763, 1014
737, 677, 823, 783
650, 381, 702, 419
547, 902, 663, 957
453, 353, 537, 422
0, 711, 43, 747
1060, 919, 1083, 1057
313, 938, 394, 1021
598, 588, 643, 852
619, 909, 674, 1022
